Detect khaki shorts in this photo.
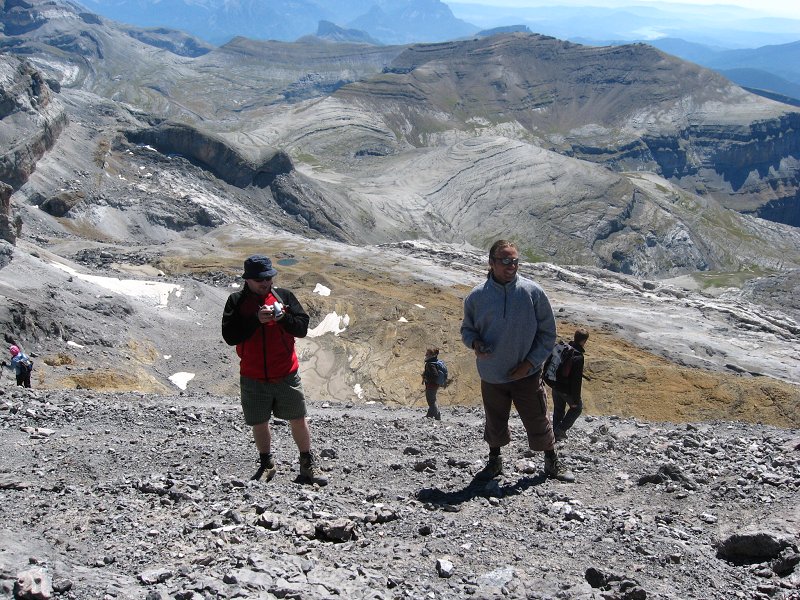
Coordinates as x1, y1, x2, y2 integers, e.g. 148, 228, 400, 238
240, 372, 307, 425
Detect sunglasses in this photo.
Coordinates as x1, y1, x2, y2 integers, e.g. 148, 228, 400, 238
491, 257, 519, 266
251, 277, 273, 282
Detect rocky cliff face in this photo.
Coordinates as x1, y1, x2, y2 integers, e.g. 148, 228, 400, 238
0, 55, 67, 191
124, 122, 294, 188
588, 114, 800, 225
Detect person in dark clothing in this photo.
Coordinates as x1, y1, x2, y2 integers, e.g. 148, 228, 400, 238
2, 345, 33, 388
422, 347, 443, 420
221, 255, 327, 486
551, 329, 589, 442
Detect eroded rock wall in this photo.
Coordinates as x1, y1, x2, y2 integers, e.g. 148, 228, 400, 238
124, 122, 293, 188
0, 55, 67, 191
572, 114, 800, 225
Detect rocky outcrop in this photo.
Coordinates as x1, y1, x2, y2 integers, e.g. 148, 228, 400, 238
39, 190, 86, 217
746, 189, 800, 226
0, 56, 67, 191
124, 122, 294, 188
271, 172, 352, 242
0, 182, 14, 244
121, 26, 213, 57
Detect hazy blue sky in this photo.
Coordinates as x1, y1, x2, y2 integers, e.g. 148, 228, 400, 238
450, 0, 800, 19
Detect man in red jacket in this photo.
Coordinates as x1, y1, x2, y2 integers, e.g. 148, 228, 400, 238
222, 255, 327, 486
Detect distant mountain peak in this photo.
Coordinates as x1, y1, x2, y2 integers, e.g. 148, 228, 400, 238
315, 20, 382, 45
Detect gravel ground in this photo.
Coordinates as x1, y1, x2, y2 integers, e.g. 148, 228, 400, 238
1, 386, 798, 600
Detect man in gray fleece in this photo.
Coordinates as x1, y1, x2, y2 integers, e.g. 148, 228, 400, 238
461, 239, 574, 482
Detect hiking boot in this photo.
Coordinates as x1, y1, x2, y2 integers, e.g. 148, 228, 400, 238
298, 452, 328, 487
476, 454, 503, 480
544, 452, 575, 483
554, 428, 567, 442
251, 455, 276, 483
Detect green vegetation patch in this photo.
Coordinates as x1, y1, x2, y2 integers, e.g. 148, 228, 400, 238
690, 268, 774, 290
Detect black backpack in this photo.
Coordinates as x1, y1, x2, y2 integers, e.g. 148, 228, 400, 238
543, 342, 575, 387
425, 359, 448, 387
433, 359, 448, 387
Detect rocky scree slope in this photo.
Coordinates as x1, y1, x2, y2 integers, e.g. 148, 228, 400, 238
0, 387, 798, 600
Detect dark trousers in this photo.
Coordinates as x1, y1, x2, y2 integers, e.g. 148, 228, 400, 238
481, 373, 554, 452
425, 386, 440, 417
552, 389, 582, 432
16, 370, 31, 388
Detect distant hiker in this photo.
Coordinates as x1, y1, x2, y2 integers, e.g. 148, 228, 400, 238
3, 345, 33, 388
221, 255, 327, 486
545, 328, 589, 442
461, 240, 574, 482
422, 347, 447, 420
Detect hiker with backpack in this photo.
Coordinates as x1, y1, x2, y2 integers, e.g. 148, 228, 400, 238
544, 329, 589, 442
461, 240, 575, 482
422, 347, 447, 420
222, 255, 327, 486
2, 345, 33, 388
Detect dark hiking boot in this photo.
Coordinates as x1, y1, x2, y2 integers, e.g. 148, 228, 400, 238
554, 428, 567, 442
425, 406, 441, 420
476, 454, 503, 480
251, 454, 276, 483
298, 452, 328, 487
544, 452, 575, 483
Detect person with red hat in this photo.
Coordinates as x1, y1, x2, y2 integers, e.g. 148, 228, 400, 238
2, 345, 33, 388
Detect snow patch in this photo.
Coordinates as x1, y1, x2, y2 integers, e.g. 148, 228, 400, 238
169, 372, 195, 390
51, 262, 182, 307
313, 283, 331, 296
307, 312, 349, 337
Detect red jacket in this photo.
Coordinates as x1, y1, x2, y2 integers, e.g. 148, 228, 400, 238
221, 286, 309, 381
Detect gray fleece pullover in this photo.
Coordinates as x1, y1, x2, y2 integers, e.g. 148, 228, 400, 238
461, 273, 556, 385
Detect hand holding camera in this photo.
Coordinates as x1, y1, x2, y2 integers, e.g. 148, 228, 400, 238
259, 301, 284, 322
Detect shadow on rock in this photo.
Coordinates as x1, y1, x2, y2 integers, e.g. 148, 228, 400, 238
417, 473, 547, 508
